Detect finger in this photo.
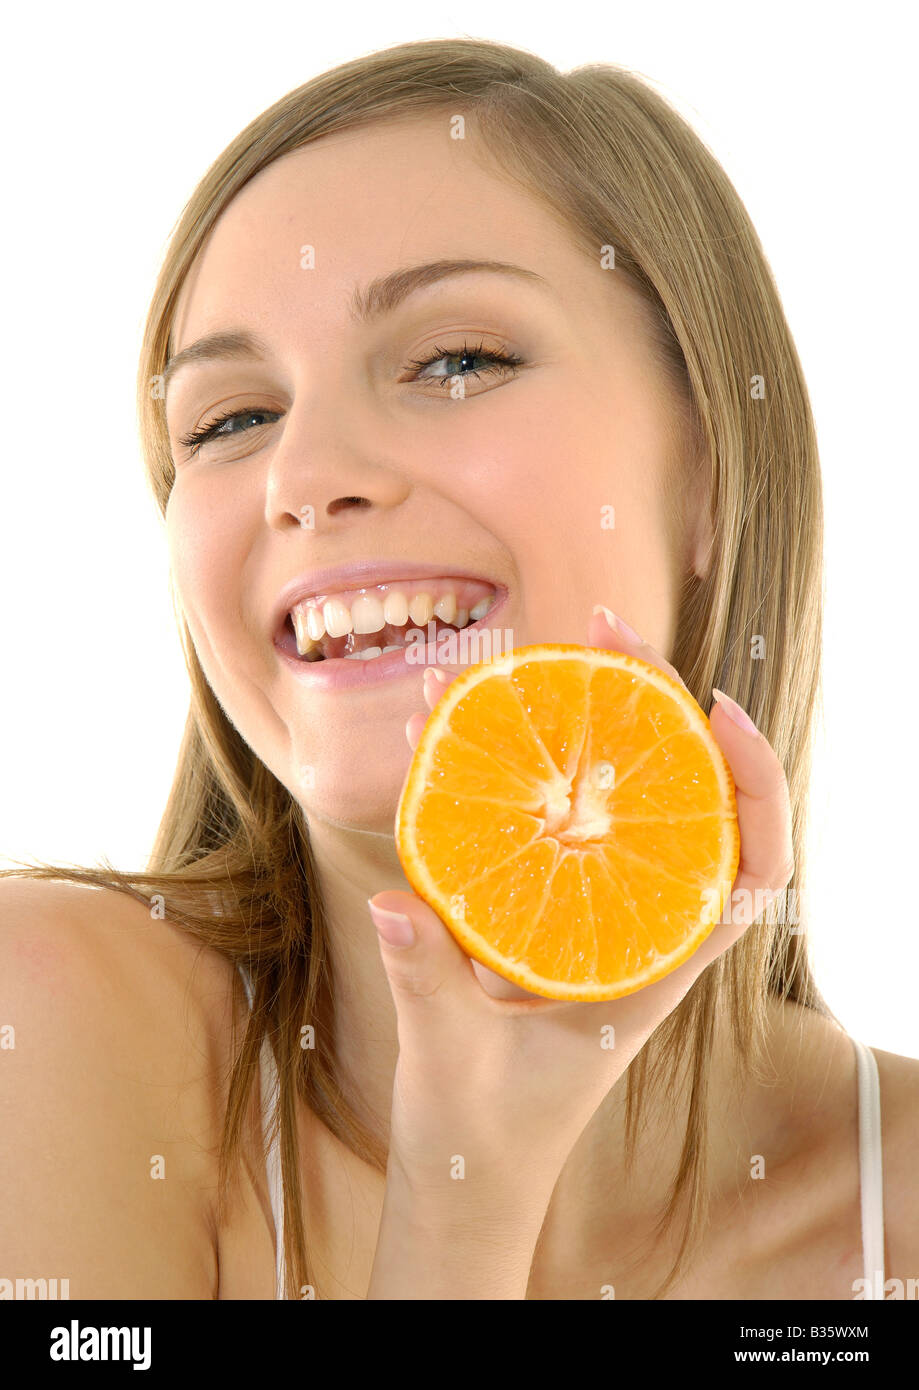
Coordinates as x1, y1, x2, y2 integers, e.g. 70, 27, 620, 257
422, 664, 453, 710
405, 667, 459, 750
405, 712, 427, 752
707, 691, 795, 936
368, 892, 483, 1011
589, 605, 687, 692
371, 893, 562, 1019
471, 957, 548, 1001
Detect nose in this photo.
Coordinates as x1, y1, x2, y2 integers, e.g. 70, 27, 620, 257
263, 397, 412, 533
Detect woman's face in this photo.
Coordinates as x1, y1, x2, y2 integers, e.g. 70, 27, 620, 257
164, 115, 701, 836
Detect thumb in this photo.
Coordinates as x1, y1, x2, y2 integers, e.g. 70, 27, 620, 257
368, 892, 481, 1008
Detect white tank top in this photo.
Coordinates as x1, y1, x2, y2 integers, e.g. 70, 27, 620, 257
237, 964, 886, 1299
238, 963, 287, 1299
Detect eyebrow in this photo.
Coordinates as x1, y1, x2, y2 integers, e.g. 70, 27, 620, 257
162, 258, 551, 390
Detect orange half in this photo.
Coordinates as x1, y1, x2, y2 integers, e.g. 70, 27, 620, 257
395, 644, 740, 1001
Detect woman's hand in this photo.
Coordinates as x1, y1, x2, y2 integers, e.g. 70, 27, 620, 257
369, 606, 795, 1208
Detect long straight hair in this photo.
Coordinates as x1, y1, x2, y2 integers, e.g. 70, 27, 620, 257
2, 37, 835, 1299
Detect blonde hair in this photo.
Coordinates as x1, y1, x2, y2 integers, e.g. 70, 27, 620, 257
2, 36, 837, 1299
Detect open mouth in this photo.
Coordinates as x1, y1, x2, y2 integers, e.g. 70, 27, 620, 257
276, 577, 501, 663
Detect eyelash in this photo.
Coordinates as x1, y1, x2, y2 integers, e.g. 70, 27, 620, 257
177, 340, 525, 456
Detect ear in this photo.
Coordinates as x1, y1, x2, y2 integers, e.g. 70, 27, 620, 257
687, 462, 714, 582
680, 418, 713, 583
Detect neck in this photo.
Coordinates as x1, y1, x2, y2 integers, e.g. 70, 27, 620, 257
306, 817, 409, 1151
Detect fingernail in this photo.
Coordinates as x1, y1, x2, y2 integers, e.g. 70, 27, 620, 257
593, 604, 644, 644
368, 899, 415, 948
425, 666, 449, 685
711, 688, 761, 738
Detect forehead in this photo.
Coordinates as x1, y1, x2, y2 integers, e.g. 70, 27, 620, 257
170, 116, 606, 348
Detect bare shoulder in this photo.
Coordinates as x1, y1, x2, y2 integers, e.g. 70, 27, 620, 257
0, 874, 240, 1022
0, 873, 245, 1132
871, 1046, 919, 1290
0, 874, 244, 1298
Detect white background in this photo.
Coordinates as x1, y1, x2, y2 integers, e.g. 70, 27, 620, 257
1, 2, 916, 1057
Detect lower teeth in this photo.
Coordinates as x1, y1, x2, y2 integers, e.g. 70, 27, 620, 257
300, 613, 478, 662
343, 643, 403, 662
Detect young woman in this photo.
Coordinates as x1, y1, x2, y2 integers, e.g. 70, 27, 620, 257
2, 37, 916, 1301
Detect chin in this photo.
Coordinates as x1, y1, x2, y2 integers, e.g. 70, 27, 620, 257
288, 750, 410, 837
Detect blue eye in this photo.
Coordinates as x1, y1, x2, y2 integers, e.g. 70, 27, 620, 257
178, 408, 281, 458
406, 340, 524, 385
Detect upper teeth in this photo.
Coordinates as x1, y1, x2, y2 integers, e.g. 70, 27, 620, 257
289, 584, 496, 657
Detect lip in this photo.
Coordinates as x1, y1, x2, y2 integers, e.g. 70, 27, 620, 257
270, 558, 505, 642
274, 584, 510, 691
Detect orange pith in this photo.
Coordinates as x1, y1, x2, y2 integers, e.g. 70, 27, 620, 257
395, 645, 740, 1001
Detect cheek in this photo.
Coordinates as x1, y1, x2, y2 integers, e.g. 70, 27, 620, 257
449, 380, 675, 641
165, 479, 248, 636
458, 387, 658, 552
